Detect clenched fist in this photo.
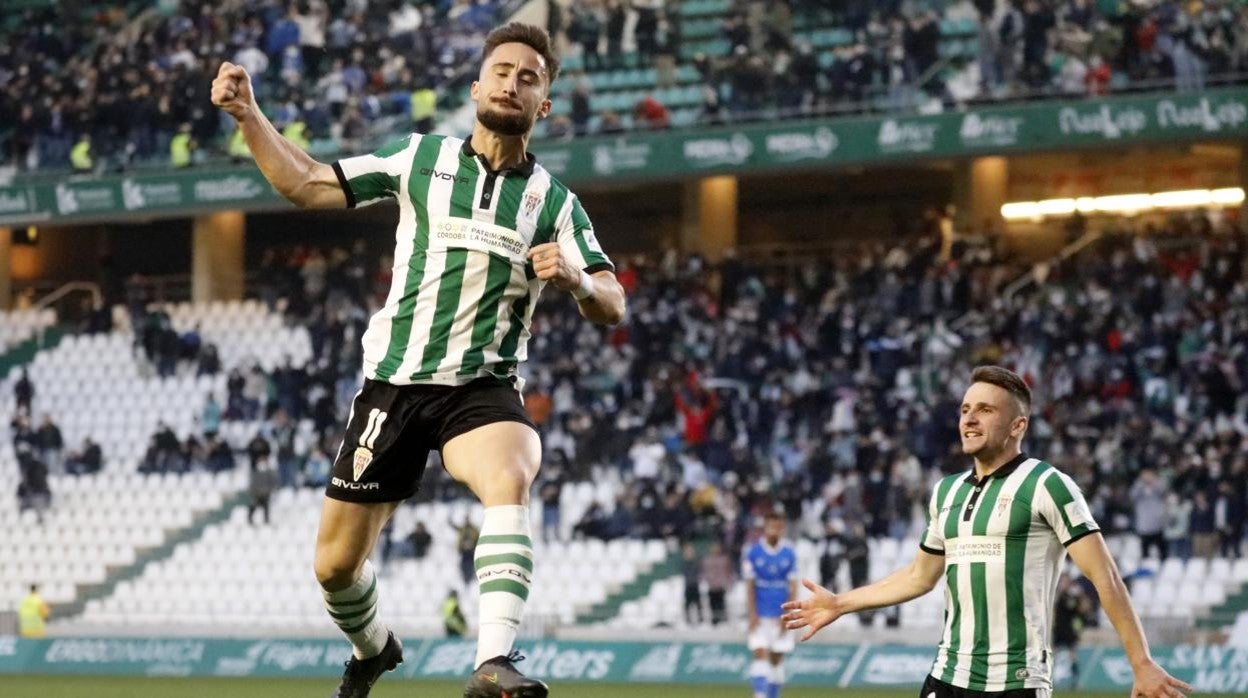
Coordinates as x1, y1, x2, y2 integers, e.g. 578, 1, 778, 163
528, 243, 581, 292
211, 62, 255, 121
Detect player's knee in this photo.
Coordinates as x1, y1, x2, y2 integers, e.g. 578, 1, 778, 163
313, 550, 363, 590
481, 462, 535, 505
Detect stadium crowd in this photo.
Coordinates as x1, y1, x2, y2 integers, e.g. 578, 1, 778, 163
0, 0, 510, 172
8, 208, 1248, 567
6, 0, 1248, 169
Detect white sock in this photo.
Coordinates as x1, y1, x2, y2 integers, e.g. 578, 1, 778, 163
474, 505, 534, 669
322, 559, 389, 660
770, 662, 786, 686
750, 658, 770, 696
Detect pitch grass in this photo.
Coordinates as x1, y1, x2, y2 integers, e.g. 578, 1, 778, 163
0, 676, 1232, 698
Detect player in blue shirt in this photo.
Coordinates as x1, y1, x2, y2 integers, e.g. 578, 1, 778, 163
744, 510, 799, 698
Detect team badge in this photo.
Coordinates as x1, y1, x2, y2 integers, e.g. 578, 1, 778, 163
994, 496, 1012, 518
353, 446, 374, 481
523, 191, 543, 218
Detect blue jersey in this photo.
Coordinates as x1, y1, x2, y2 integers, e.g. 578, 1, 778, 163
743, 540, 797, 618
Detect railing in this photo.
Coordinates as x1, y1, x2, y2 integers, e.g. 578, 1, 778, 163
948, 228, 1103, 334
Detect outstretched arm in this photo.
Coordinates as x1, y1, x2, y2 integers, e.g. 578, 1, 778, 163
1066, 533, 1191, 698
782, 549, 944, 641
211, 62, 345, 209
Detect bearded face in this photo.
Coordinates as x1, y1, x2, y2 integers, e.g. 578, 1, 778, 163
472, 42, 552, 137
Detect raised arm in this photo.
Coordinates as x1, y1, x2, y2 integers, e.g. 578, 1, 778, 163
210, 62, 346, 209
1066, 534, 1191, 698
782, 549, 944, 641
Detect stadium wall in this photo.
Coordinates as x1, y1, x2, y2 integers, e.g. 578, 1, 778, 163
0, 637, 1245, 693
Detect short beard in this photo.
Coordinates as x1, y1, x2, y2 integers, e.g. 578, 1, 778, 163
477, 104, 534, 136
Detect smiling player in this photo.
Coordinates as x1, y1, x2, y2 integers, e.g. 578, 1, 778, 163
782, 366, 1190, 698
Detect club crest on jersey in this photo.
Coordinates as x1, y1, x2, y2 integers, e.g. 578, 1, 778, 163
353, 447, 374, 481
522, 191, 543, 218
994, 496, 1012, 518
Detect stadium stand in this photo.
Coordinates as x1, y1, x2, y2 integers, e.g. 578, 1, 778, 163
75, 487, 670, 635
6, 0, 1248, 169
0, 308, 56, 356
1, 210, 1244, 637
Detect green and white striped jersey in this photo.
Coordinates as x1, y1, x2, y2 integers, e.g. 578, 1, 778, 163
919, 454, 1100, 692
332, 134, 613, 388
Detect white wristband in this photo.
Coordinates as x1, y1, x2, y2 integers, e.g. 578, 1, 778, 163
571, 269, 595, 301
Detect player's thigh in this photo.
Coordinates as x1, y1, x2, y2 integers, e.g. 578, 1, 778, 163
748, 621, 777, 656
442, 420, 541, 506
313, 497, 399, 587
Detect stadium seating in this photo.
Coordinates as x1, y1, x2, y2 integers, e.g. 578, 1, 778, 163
0, 308, 55, 356
76, 487, 670, 635
0, 301, 311, 607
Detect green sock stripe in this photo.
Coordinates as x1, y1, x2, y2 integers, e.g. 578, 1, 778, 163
339, 607, 379, 635
474, 553, 534, 573
327, 596, 376, 621
478, 534, 532, 546
326, 575, 377, 609
480, 579, 531, 601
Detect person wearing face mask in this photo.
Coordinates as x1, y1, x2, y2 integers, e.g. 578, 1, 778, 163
783, 366, 1190, 698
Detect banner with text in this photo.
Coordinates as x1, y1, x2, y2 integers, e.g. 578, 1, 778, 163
533, 87, 1248, 184
0, 637, 1245, 691
2, 88, 1247, 225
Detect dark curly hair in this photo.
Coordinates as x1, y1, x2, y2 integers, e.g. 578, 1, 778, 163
482, 22, 561, 89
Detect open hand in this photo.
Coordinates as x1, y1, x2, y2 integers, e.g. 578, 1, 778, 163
780, 579, 844, 641
1131, 659, 1191, 698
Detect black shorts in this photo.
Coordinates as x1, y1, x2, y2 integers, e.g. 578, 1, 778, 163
327, 376, 536, 503
920, 675, 1048, 698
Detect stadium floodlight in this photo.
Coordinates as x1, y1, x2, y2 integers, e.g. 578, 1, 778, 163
1211, 187, 1246, 205
1092, 193, 1153, 213
1001, 187, 1247, 220
1150, 189, 1214, 209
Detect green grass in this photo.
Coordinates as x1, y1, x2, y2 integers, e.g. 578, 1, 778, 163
0, 677, 1231, 698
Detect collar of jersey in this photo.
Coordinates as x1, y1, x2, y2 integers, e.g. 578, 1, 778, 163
460, 137, 537, 177
963, 452, 1029, 485
760, 538, 786, 554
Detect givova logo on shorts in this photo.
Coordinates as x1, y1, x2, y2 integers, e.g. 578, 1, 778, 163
353, 408, 388, 481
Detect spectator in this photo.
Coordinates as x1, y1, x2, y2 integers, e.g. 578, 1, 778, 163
1215, 480, 1245, 559
700, 541, 734, 625
539, 473, 563, 541
843, 521, 872, 626
1130, 469, 1168, 561
14, 368, 33, 413
455, 517, 480, 586
681, 542, 703, 625
442, 590, 467, 637
573, 502, 608, 540
36, 414, 63, 475
1163, 492, 1191, 562
570, 77, 593, 137
819, 519, 847, 592
409, 521, 433, 560
1190, 490, 1218, 560
568, 3, 604, 72
70, 134, 92, 172
18, 584, 50, 638
633, 93, 670, 130
202, 395, 222, 438
304, 447, 331, 487
652, 15, 679, 89
248, 454, 279, 525
17, 456, 51, 520
66, 437, 102, 476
